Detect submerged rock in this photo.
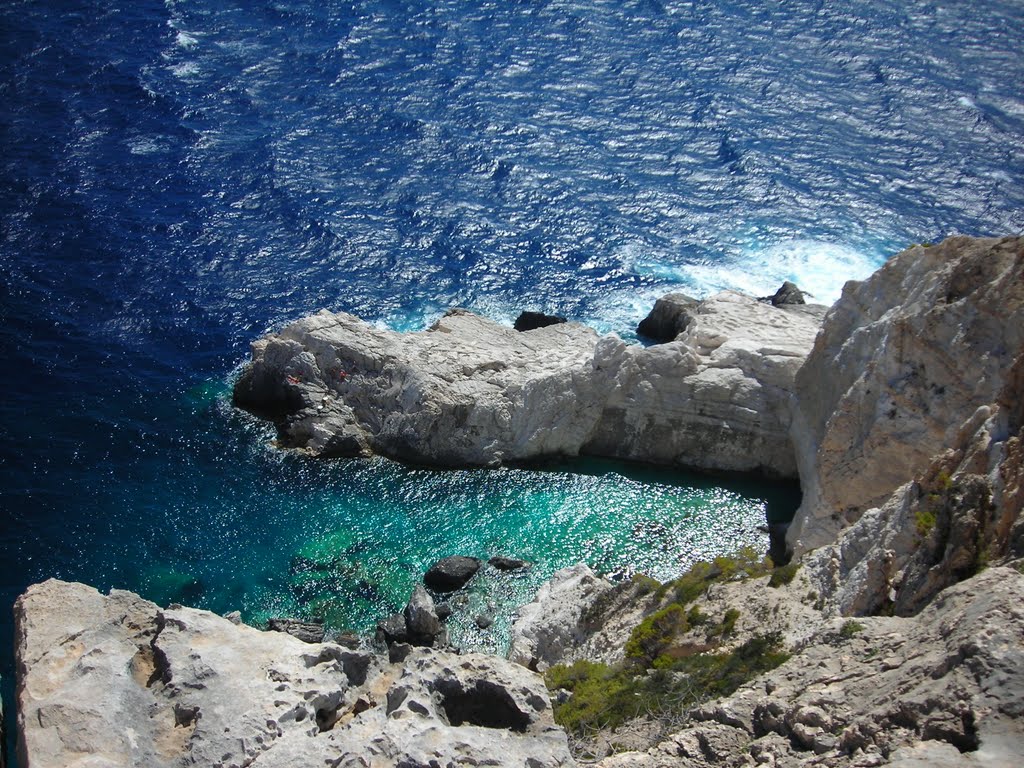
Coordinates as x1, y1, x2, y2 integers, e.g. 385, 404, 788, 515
14, 580, 573, 768
267, 617, 325, 644
424, 555, 482, 592
489, 555, 531, 571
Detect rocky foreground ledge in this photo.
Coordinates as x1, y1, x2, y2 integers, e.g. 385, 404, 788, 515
14, 579, 573, 767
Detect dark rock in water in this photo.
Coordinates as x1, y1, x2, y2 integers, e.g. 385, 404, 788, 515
425, 556, 482, 592
333, 632, 362, 650
176, 578, 205, 604
489, 556, 530, 571
475, 614, 494, 630
636, 293, 700, 342
404, 585, 442, 646
762, 281, 808, 306
513, 311, 567, 332
436, 603, 454, 622
376, 613, 409, 645
267, 618, 325, 644
768, 522, 791, 566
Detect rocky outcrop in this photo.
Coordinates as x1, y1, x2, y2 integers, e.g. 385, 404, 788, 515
424, 555, 482, 592
267, 617, 326, 644
14, 579, 572, 768
514, 311, 568, 332
593, 567, 1024, 768
234, 291, 825, 477
636, 293, 700, 342
800, 344, 1024, 618
788, 235, 1024, 554
509, 564, 615, 671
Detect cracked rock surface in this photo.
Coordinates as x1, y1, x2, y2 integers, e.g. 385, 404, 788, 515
14, 579, 573, 768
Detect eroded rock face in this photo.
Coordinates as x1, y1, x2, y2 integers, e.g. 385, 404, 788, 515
593, 567, 1024, 768
788, 235, 1024, 554
234, 292, 824, 477
509, 564, 615, 672
14, 579, 573, 768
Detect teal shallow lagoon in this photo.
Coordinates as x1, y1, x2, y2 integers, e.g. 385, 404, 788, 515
142, 382, 798, 655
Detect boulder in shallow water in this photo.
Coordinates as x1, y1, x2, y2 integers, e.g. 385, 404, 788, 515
403, 585, 442, 646
513, 311, 567, 332
425, 556, 482, 592
376, 612, 409, 645
267, 617, 325, 644
489, 556, 531, 571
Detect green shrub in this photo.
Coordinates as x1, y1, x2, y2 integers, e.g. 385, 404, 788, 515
546, 634, 791, 736
544, 661, 637, 733
915, 508, 937, 537
768, 562, 800, 588
631, 573, 661, 596
839, 620, 864, 639
686, 604, 708, 626
706, 607, 741, 639
625, 604, 688, 665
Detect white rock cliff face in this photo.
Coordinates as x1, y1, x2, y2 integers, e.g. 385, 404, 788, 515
234, 292, 824, 477
14, 579, 573, 768
788, 235, 1024, 553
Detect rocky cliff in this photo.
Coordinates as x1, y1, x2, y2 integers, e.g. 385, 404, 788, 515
14, 579, 572, 768
787, 235, 1024, 554
233, 291, 824, 476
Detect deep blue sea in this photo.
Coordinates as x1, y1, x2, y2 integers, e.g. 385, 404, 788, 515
2, 0, 1023, 754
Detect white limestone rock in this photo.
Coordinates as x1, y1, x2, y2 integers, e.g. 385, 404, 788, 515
788, 235, 1024, 554
508, 564, 614, 672
14, 579, 574, 768
235, 291, 824, 477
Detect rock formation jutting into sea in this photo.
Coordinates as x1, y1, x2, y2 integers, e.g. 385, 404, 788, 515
13, 235, 1024, 767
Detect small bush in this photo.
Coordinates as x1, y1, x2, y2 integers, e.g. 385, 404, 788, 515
839, 620, 864, 639
686, 604, 708, 626
631, 573, 661, 596
706, 607, 741, 639
915, 508, 937, 537
546, 634, 790, 736
625, 604, 688, 665
768, 562, 800, 588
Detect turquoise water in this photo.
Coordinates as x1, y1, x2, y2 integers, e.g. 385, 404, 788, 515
148, 381, 796, 655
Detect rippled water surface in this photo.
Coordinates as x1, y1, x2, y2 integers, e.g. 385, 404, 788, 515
2, 0, 1023, 750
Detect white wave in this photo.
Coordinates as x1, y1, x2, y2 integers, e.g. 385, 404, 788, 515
634, 239, 884, 306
